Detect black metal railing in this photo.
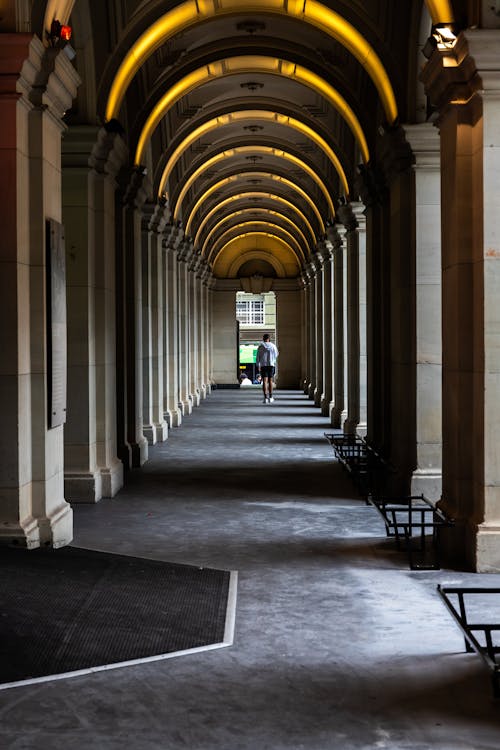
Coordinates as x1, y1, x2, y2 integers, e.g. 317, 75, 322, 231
438, 585, 500, 698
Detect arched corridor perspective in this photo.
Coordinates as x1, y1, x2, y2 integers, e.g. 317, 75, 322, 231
2, 389, 500, 749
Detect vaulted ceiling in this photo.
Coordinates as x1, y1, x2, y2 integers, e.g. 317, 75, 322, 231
28, 1, 461, 278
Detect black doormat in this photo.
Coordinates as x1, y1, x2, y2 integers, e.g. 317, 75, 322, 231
0, 546, 236, 689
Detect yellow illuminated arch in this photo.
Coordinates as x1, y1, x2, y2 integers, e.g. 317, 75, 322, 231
214, 234, 301, 278
173, 146, 335, 219
425, 0, 455, 23
210, 222, 305, 261
184, 171, 325, 236
134, 56, 369, 166
193, 192, 317, 248
202, 209, 310, 260
159, 111, 349, 198
105, 0, 397, 127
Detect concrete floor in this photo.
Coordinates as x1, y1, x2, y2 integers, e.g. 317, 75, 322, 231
2, 389, 500, 749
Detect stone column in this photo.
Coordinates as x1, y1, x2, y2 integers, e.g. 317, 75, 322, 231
0, 38, 79, 546
177, 240, 193, 414
62, 126, 126, 502
306, 262, 317, 399
377, 125, 417, 493
206, 274, 216, 387
313, 253, 324, 408
141, 202, 170, 444
422, 31, 500, 570
328, 225, 344, 427
405, 123, 442, 500
318, 241, 334, 416
353, 203, 368, 436
188, 252, 201, 407
163, 226, 183, 427
300, 272, 308, 391
337, 204, 361, 436
116, 167, 149, 468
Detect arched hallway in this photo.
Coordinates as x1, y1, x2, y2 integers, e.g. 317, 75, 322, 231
2, 389, 500, 749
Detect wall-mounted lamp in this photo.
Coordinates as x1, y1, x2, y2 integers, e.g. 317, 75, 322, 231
431, 24, 457, 50
48, 20, 72, 47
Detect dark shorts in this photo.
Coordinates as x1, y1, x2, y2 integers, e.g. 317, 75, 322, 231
260, 366, 275, 378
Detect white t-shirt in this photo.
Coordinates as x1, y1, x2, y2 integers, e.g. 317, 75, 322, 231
256, 341, 279, 367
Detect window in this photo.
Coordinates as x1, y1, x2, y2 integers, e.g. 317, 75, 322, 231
236, 299, 264, 325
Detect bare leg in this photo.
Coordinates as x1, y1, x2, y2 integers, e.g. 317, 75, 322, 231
261, 377, 268, 399
268, 378, 273, 397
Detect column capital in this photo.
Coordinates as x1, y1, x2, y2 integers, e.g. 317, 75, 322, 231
420, 32, 482, 118
337, 203, 358, 233
119, 166, 150, 210
316, 239, 334, 262
163, 223, 184, 250
350, 201, 366, 230
142, 201, 171, 233
17, 37, 80, 120
177, 239, 194, 263
354, 163, 387, 208
325, 224, 342, 247
378, 123, 414, 184
403, 123, 440, 172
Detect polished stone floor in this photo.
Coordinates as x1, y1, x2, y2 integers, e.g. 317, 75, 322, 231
2, 389, 500, 749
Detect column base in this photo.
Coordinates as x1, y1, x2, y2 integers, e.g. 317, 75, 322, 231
143, 424, 158, 446
343, 417, 359, 436
38, 501, 73, 548
329, 403, 342, 428
65, 470, 103, 504
313, 387, 322, 408
128, 437, 148, 468
181, 397, 193, 415
320, 395, 331, 417
200, 384, 208, 399
154, 420, 169, 442
191, 390, 201, 408
475, 524, 500, 572
357, 420, 367, 437
436, 516, 500, 573
307, 382, 315, 399
0, 513, 40, 549
410, 469, 442, 502
100, 459, 124, 498
165, 409, 182, 427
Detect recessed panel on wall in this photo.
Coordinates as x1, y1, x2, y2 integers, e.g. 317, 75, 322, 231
46, 218, 67, 429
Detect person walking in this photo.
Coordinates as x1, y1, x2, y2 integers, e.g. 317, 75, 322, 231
256, 334, 279, 403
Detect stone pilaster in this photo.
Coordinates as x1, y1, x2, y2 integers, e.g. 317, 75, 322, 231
317, 241, 334, 416
116, 166, 150, 468
62, 125, 126, 502
405, 123, 443, 501
141, 201, 170, 445
327, 225, 344, 427
163, 225, 184, 427
0, 37, 79, 546
306, 261, 317, 399
338, 203, 361, 436
313, 251, 324, 408
378, 123, 416, 493
188, 250, 201, 407
352, 203, 367, 436
299, 271, 309, 391
421, 30, 500, 570
177, 239, 193, 414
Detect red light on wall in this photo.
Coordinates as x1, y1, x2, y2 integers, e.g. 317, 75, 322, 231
60, 25, 72, 41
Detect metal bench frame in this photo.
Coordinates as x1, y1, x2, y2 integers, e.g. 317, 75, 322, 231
324, 433, 390, 498
437, 585, 500, 698
368, 494, 453, 570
